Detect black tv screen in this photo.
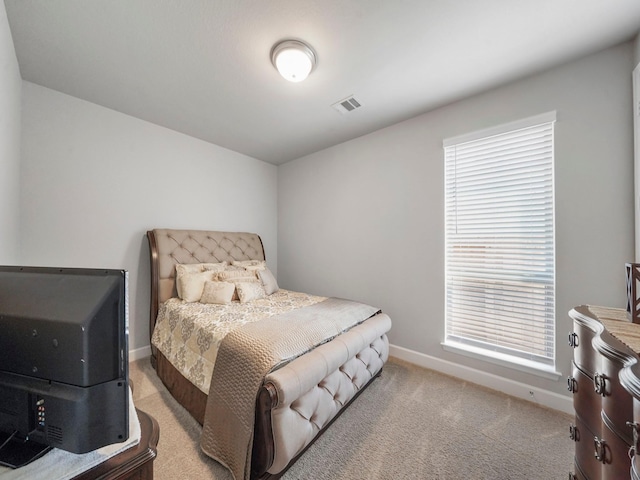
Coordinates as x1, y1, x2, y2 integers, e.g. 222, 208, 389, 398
0, 266, 129, 468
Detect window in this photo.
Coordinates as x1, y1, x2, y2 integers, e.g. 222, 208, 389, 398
443, 112, 556, 374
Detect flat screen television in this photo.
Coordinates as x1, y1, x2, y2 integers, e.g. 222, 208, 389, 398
0, 266, 129, 468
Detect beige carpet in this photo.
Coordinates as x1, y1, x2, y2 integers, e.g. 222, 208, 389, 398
130, 356, 573, 480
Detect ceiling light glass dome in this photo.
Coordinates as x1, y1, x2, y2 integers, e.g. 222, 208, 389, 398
271, 40, 317, 83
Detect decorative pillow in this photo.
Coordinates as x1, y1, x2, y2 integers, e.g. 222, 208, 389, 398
175, 263, 205, 276
258, 268, 279, 295
232, 260, 266, 272
213, 271, 258, 300
216, 270, 259, 282
223, 264, 246, 272
236, 281, 267, 303
175, 262, 226, 298
177, 271, 217, 302
200, 281, 235, 305
201, 262, 228, 272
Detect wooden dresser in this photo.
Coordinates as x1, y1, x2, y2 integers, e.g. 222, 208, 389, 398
569, 305, 640, 479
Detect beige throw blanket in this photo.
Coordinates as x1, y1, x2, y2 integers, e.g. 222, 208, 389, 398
199, 297, 381, 480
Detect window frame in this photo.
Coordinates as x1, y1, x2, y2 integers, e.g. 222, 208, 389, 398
442, 112, 560, 379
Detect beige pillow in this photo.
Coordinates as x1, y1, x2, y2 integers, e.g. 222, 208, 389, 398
175, 262, 226, 275
200, 281, 235, 305
217, 270, 259, 282
175, 262, 226, 298
224, 264, 246, 272
258, 268, 279, 295
175, 263, 205, 276
236, 281, 267, 303
177, 271, 216, 302
215, 271, 259, 301
232, 260, 266, 272
201, 262, 228, 272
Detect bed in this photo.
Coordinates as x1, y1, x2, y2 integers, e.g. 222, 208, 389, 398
146, 228, 391, 480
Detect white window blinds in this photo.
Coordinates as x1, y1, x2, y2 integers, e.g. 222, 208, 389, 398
444, 112, 556, 367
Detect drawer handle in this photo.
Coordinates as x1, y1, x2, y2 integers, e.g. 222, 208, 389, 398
568, 332, 579, 348
567, 376, 577, 393
627, 421, 640, 459
594, 372, 607, 396
594, 436, 606, 462
569, 423, 577, 441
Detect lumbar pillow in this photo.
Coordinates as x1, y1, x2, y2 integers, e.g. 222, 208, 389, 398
232, 260, 266, 271
216, 270, 259, 282
176, 262, 226, 276
200, 281, 235, 305
258, 268, 279, 295
236, 281, 267, 303
201, 262, 228, 272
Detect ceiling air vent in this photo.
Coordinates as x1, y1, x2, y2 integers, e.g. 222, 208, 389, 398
331, 95, 362, 114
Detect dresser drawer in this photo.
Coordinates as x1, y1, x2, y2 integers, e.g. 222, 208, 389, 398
600, 422, 633, 480
571, 316, 600, 376
574, 414, 602, 480
572, 362, 602, 435
572, 457, 589, 480
574, 414, 633, 480
595, 332, 636, 446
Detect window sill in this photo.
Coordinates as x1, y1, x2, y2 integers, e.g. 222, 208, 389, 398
441, 341, 562, 381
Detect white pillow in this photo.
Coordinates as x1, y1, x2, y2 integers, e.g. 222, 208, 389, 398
177, 271, 216, 302
200, 281, 235, 305
258, 268, 279, 295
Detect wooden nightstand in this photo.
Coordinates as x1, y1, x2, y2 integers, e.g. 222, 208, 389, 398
72, 409, 159, 480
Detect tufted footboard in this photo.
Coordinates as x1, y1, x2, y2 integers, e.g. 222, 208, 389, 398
253, 313, 391, 477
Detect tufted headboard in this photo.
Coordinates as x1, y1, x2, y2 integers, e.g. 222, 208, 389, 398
146, 229, 265, 346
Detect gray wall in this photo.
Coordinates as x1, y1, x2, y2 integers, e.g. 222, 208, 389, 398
0, 2, 21, 263
19, 82, 278, 355
278, 41, 635, 398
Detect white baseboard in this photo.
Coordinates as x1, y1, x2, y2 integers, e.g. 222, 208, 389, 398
389, 344, 573, 415
129, 345, 152, 362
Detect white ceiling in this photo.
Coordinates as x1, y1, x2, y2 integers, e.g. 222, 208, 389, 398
5, 1, 640, 165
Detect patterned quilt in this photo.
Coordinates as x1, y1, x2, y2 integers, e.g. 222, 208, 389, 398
150, 289, 326, 393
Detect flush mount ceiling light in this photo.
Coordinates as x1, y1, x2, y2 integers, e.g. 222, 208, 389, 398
271, 39, 317, 83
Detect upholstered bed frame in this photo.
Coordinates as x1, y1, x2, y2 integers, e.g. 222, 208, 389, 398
147, 229, 390, 479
